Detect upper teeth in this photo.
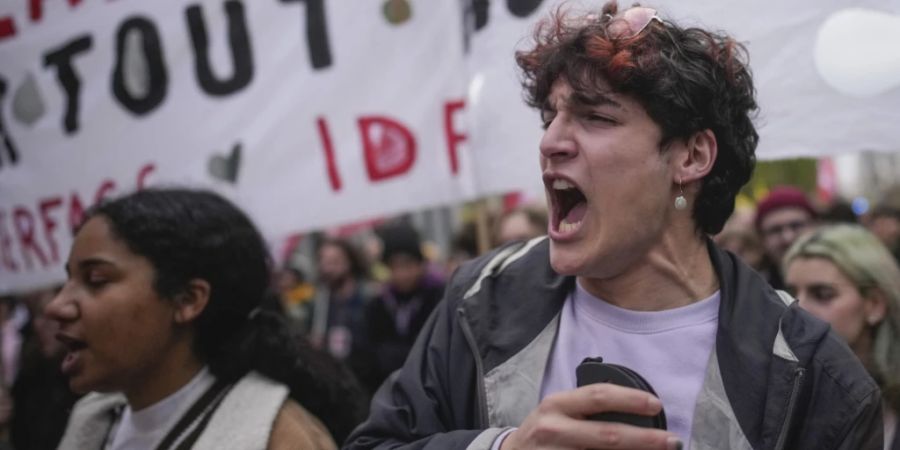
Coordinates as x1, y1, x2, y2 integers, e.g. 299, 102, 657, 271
552, 179, 575, 190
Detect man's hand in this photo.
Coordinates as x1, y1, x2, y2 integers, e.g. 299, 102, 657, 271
500, 383, 682, 450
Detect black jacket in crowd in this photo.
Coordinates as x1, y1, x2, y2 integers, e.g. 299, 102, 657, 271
355, 274, 445, 395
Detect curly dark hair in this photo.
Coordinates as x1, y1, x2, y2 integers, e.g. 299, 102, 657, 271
516, 1, 758, 234
84, 188, 366, 443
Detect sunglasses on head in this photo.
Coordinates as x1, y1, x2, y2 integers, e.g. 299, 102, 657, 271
604, 6, 662, 39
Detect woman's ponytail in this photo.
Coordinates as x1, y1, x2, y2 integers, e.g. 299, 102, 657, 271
210, 305, 367, 444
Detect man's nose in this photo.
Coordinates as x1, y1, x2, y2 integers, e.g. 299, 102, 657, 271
539, 116, 577, 161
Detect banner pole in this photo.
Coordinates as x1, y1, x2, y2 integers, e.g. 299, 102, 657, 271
475, 199, 492, 255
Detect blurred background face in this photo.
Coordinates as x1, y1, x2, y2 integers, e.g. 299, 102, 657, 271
387, 254, 424, 294
760, 207, 815, 263
24, 288, 65, 359
497, 211, 542, 245
318, 243, 352, 287
785, 256, 877, 350
716, 229, 765, 270
868, 214, 900, 250
276, 269, 302, 294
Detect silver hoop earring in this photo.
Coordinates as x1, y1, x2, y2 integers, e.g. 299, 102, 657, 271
674, 180, 687, 210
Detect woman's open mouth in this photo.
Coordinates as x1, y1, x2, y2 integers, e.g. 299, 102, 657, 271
56, 333, 87, 375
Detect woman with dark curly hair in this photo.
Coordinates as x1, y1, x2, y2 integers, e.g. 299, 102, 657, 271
47, 188, 366, 449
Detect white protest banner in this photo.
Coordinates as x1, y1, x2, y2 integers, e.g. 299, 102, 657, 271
466, 0, 900, 196
0, 0, 475, 293
3, 0, 900, 293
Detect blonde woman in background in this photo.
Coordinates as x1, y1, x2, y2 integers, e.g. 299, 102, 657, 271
784, 224, 900, 449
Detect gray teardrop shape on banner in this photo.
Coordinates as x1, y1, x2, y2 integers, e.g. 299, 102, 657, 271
13, 72, 46, 126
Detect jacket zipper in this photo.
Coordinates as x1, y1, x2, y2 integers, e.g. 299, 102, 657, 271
457, 307, 489, 429
774, 367, 805, 450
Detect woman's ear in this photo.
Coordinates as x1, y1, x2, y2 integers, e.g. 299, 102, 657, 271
863, 288, 888, 327
173, 279, 211, 325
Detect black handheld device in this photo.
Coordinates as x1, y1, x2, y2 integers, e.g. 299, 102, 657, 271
575, 357, 667, 429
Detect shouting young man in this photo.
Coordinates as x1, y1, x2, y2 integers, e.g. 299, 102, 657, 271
346, 3, 882, 449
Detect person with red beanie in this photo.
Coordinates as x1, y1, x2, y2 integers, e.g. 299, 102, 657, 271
754, 186, 818, 289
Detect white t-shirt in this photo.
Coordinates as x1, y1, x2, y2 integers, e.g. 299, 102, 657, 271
540, 282, 720, 447
107, 367, 215, 450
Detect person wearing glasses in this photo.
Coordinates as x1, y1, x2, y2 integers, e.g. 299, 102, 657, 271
345, 2, 881, 449
784, 225, 900, 450
754, 186, 819, 289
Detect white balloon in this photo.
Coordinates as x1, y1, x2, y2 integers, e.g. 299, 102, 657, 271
814, 8, 900, 98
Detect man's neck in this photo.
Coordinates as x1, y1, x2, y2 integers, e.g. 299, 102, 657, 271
578, 232, 719, 312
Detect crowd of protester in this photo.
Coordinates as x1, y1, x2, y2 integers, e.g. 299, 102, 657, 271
0, 182, 897, 448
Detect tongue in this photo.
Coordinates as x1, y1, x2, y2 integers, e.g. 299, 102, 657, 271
61, 351, 79, 375
565, 201, 587, 223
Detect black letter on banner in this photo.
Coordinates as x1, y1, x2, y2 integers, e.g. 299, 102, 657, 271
0, 77, 19, 168
280, 0, 332, 70
462, 0, 489, 53
507, 0, 543, 17
474, 0, 489, 31
112, 17, 168, 115
186, 1, 254, 96
43, 35, 92, 134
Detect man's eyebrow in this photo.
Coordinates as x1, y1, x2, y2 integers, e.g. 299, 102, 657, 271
569, 91, 623, 111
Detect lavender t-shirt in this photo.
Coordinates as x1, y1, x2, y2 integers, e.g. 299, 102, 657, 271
540, 282, 720, 446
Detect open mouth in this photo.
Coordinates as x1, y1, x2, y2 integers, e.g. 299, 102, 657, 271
56, 333, 87, 352
56, 333, 87, 375
548, 178, 587, 234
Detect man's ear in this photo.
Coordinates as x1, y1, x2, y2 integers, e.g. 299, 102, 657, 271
672, 129, 718, 186
173, 279, 211, 325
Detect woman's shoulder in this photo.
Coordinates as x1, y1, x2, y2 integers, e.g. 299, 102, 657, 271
267, 399, 337, 450
70, 391, 126, 418
58, 392, 127, 449
192, 372, 337, 449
